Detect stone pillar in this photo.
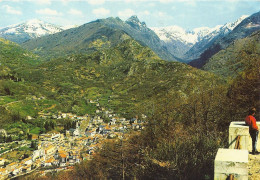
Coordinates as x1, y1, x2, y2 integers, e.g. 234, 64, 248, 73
214, 148, 248, 180
229, 121, 260, 151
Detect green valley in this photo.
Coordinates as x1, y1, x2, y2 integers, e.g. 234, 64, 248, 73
0, 14, 259, 180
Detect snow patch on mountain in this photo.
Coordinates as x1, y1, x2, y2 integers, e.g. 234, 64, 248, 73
152, 25, 222, 46
151, 26, 213, 45
151, 15, 249, 46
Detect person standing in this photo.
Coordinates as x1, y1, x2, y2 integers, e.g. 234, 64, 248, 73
245, 107, 259, 155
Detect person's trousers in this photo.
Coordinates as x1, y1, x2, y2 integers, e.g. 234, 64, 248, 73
250, 130, 259, 152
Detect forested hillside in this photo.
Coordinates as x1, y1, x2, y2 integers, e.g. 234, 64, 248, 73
203, 31, 260, 78
20, 39, 223, 118
1, 17, 259, 180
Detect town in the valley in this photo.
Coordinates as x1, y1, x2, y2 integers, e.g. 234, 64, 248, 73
0, 99, 145, 179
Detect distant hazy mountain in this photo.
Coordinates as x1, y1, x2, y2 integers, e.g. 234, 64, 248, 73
23, 16, 178, 61
0, 19, 64, 43
152, 15, 249, 62
151, 26, 214, 60
189, 11, 260, 68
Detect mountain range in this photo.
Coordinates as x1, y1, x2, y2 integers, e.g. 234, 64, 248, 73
0, 12, 259, 67
152, 15, 249, 61
1, 16, 178, 61
189, 11, 260, 68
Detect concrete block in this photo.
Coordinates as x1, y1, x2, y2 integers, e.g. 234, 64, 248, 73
214, 148, 248, 180
229, 121, 260, 151
229, 121, 250, 150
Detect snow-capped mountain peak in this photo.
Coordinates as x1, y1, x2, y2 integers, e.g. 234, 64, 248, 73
152, 15, 249, 46
151, 25, 214, 45
221, 15, 249, 31
151, 15, 249, 60
0, 19, 64, 39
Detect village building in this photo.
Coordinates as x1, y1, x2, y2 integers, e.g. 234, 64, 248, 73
0, 167, 8, 177
22, 165, 31, 173
44, 145, 56, 156
6, 162, 18, 171
22, 157, 33, 166
0, 158, 5, 166
44, 157, 55, 167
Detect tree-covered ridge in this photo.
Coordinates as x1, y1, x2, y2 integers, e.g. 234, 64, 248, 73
0, 39, 41, 131
0, 38, 40, 70
203, 30, 260, 78
21, 39, 223, 118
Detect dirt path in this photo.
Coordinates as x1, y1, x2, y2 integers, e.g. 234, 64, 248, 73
248, 154, 260, 180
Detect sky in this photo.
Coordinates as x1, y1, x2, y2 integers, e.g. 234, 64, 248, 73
0, 0, 259, 30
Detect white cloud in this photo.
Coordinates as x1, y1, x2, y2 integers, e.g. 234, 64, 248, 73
2, 5, 22, 15
36, 8, 62, 16
185, 0, 196, 7
92, 8, 110, 17
60, 0, 72, 5
125, 0, 151, 2
148, 3, 155, 7
157, 11, 167, 17
140, 10, 150, 16
155, 11, 174, 21
118, 9, 135, 20
124, 0, 136, 3
4, 0, 21, 2
159, 0, 172, 3
88, 0, 105, 5
68, 9, 83, 16
35, 0, 52, 5
143, 10, 150, 15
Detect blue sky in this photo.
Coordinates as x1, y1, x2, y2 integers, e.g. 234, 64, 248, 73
0, 0, 259, 30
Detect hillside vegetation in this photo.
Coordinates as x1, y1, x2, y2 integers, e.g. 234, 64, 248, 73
20, 39, 223, 118
203, 31, 260, 78
1, 22, 259, 179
